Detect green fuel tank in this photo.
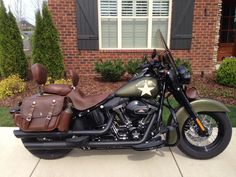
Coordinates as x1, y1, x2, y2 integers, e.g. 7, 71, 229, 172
115, 77, 158, 98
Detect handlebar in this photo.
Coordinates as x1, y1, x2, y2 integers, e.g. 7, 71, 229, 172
138, 62, 151, 70
138, 60, 162, 70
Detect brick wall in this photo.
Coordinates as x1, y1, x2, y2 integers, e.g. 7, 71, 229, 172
48, 0, 222, 75
173, 0, 222, 74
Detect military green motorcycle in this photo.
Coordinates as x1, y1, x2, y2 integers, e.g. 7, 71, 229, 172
12, 32, 232, 159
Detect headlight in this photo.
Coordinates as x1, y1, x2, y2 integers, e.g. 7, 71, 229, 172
177, 65, 191, 84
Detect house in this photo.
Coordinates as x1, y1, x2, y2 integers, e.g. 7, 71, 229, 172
19, 20, 35, 32
19, 20, 35, 52
47, 0, 236, 75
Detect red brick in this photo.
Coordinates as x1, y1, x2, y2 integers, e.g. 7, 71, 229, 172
48, 0, 221, 75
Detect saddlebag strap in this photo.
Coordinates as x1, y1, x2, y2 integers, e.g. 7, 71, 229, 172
44, 100, 56, 129
23, 101, 36, 128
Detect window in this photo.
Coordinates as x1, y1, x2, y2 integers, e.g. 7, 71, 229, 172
99, 0, 172, 49
220, 4, 236, 43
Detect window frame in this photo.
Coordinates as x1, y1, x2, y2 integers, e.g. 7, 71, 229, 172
220, 5, 236, 43
98, 0, 173, 50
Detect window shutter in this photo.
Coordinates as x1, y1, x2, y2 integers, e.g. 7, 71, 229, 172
171, 0, 195, 50
122, 0, 148, 16
101, 0, 117, 16
153, 0, 169, 17
76, 0, 98, 50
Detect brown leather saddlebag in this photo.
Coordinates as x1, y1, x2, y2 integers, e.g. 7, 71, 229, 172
14, 94, 67, 132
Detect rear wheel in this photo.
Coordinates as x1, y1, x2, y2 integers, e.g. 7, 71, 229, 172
178, 112, 232, 159
21, 137, 72, 160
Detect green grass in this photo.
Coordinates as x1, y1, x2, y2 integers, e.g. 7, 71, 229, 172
0, 104, 236, 127
228, 105, 236, 127
0, 107, 13, 127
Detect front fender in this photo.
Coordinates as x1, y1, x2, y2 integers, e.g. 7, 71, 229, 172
167, 99, 230, 145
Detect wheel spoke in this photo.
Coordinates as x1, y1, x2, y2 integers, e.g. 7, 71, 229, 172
184, 114, 219, 147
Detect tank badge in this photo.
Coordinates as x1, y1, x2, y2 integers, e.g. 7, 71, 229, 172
137, 81, 155, 96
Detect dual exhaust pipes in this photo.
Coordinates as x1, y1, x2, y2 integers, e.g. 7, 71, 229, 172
15, 113, 162, 150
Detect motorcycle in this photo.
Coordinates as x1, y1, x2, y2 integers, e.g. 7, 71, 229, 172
11, 31, 232, 160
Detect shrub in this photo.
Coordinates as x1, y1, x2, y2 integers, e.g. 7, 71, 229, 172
54, 79, 72, 85
95, 60, 126, 82
126, 59, 142, 75
46, 77, 72, 85
175, 58, 192, 74
32, 2, 64, 80
0, 75, 26, 99
216, 58, 236, 87
142, 55, 148, 62
0, 1, 27, 78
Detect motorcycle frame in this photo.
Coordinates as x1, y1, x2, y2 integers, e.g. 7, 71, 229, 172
15, 57, 208, 151
16, 81, 174, 150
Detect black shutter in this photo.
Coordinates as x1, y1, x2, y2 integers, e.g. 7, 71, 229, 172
76, 0, 99, 50
171, 0, 195, 50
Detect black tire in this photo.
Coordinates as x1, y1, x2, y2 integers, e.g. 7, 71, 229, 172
21, 138, 72, 160
178, 112, 232, 159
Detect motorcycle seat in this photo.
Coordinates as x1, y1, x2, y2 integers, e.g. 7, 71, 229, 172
31, 63, 78, 96
68, 88, 110, 111
31, 63, 48, 85
43, 84, 72, 96
31, 63, 109, 109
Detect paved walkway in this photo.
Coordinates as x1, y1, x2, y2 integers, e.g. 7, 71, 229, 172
0, 127, 235, 177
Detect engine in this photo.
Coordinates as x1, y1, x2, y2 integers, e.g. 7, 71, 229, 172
73, 99, 158, 141
126, 100, 150, 120
112, 100, 156, 140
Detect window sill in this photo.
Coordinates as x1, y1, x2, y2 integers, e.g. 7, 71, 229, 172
99, 48, 164, 53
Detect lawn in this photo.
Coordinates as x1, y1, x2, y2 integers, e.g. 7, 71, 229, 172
0, 107, 13, 127
228, 105, 236, 127
1, 105, 236, 127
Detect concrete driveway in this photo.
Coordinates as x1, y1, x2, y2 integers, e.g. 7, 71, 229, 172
0, 127, 235, 177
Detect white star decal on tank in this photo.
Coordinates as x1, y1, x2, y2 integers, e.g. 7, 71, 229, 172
138, 81, 155, 96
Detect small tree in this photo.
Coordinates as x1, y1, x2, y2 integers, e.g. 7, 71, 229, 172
32, 2, 64, 80
0, 0, 27, 78
0, 0, 8, 77
8, 11, 27, 77
32, 10, 44, 64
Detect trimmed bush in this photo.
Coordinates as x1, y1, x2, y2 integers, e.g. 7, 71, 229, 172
216, 58, 236, 87
0, 75, 26, 99
175, 58, 192, 74
32, 2, 64, 80
0, 1, 27, 78
142, 55, 148, 62
95, 60, 126, 82
126, 59, 142, 75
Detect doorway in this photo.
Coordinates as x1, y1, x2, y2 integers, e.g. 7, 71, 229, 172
218, 0, 236, 60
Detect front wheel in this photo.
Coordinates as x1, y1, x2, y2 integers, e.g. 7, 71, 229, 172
178, 112, 232, 159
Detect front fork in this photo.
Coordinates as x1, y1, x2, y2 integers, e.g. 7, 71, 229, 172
173, 88, 208, 135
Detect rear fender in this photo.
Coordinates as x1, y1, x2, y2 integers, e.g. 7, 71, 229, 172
167, 99, 230, 145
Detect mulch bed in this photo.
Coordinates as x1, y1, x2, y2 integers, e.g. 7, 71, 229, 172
190, 74, 236, 106
0, 74, 235, 107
